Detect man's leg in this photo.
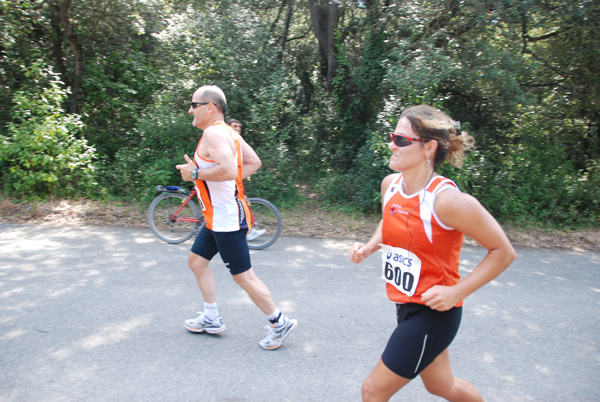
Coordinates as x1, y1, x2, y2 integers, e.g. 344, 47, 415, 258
189, 251, 216, 303
184, 250, 225, 334
233, 268, 297, 350
232, 268, 276, 314
215, 229, 296, 349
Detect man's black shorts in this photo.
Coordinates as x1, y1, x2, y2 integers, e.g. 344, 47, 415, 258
190, 225, 251, 275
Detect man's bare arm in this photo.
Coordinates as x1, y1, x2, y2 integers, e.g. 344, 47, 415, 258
176, 128, 237, 182
238, 135, 261, 179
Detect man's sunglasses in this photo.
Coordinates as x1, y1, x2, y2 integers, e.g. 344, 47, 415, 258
389, 133, 429, 147
191, 102, 211, 109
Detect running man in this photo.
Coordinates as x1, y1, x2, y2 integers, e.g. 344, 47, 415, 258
176, 85, 297, 350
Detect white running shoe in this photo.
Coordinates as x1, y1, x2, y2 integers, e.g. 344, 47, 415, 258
247, 228, 267, 241
259, 316, 297, 350
184, 312, 226, 334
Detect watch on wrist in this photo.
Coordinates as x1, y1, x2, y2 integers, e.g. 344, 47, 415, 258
191, 168, 199, 180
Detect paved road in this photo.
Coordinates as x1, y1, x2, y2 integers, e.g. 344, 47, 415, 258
1, 223, 599, 402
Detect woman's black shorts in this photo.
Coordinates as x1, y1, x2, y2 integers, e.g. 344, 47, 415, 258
381, 303, 462, 379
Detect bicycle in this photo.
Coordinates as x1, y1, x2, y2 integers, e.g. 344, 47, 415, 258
147, 185, 282, 250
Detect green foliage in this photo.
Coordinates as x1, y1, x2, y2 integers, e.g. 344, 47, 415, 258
96, 107, 198, 200
80, 53, 163, 159
0, 63, 97, 198
242, 73, 303, 205
317, 130, 390, 214
318, 97, 396, 213
0, 0, 598, 229
461, 105, 599, 228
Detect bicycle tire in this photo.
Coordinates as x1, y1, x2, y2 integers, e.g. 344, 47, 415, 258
246, 198, 282, 250
148, 192, 202, 244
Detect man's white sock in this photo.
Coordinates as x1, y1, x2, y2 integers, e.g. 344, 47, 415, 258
204, 302, 219, 321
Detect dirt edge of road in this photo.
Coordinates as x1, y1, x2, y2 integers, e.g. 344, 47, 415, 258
1, 198, 598, 252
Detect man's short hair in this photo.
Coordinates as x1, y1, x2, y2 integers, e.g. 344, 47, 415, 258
198, 85, 227, 114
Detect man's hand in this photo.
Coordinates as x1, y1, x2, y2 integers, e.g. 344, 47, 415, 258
176, 154, 197, 181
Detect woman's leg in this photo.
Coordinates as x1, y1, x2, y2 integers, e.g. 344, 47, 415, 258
361, 358, 411, 402
419, 349, 484, 402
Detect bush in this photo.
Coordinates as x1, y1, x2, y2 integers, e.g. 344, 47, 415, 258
318, 128, 390, 214
462, 105, 599, 228
241, 74, 305, 205
95, 107, 198, 201
0, 63, 97, 198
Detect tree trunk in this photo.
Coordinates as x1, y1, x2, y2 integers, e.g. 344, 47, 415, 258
307, 0, 339, 91
46, 0, 83, 114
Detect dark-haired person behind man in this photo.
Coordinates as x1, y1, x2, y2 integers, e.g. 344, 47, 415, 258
228, 118, 242, 134
227, 118, 266, 242
176, 85, 297, 350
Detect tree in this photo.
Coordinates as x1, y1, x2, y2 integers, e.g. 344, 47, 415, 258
46, 0, 83, 114
308, 0, 340, 91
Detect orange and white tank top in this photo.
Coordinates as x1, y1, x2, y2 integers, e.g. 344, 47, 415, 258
193, 123, 251, 232
380, 173, 464, 307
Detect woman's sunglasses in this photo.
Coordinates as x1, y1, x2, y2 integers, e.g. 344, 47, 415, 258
389, 133, 429, 147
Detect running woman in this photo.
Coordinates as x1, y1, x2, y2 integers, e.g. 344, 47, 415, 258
349, 105, 516, 401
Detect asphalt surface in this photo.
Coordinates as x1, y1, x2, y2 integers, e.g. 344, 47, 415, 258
1, 223, 599, 402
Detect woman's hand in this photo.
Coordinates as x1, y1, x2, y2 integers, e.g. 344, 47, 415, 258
349, 242, 369, 263
420, 285, 461, 311
350, 242, 381, 264
349, 219, 383, 264
433, 189, 517, 304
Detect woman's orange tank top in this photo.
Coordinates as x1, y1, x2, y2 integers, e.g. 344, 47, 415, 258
381, 173, 464, 307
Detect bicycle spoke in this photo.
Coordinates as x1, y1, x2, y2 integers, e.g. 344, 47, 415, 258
148, 193, 202, 244
246, 198, 282, 250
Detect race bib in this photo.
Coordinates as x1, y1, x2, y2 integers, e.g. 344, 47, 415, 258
195, 188, 206, 212
380, 244, 422, 297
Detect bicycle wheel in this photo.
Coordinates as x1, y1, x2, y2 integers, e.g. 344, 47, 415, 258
246, 198, 282, 250
148, 193, 203, 244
